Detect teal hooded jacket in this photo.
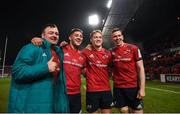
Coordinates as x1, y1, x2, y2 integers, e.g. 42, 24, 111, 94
8, 39, 69, 113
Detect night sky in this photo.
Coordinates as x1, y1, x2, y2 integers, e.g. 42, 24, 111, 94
0, 0, 109, 65
0, 0, 180, 65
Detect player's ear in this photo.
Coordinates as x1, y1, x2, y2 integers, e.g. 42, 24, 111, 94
69, 36, 72, 41
41, 33, 45, 38
90, 38, 92, 43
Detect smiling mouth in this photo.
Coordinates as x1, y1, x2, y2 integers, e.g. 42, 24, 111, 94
76, 40, 82, 43
96, 40, 101, 43
51, 37, 57, 41
116, 39, 121, 41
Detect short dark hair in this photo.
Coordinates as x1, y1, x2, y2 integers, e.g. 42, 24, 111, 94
69, 28, 83, 36
90, 29, 102, 38
111, 28, 123, 34
41, 24, 58, 33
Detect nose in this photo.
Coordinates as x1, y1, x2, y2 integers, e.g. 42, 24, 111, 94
52, 32, 59, 37
77, 35, 83, 40
115, 36, 120, 39
53, 33, 58, 36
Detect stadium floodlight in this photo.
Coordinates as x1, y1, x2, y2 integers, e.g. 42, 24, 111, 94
107, 0, 112, 9
88, 14, 99, 26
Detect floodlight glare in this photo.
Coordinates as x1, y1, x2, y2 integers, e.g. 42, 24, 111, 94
107, 0, 112, 8
88, 14, 99, 26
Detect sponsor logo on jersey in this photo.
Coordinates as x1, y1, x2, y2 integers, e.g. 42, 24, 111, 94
97, 60, 101, 64
89, 54, 94, 58
64, 60, 83, 68
64, 52, 70, 56
124, 49, 131, 54
120, 58, 131, 61
89, 62, 107, 67
112, 52, 115, 55
114, 58, 131, 62
72, 59, 77, 62
103, 54, 108, 59
79, 56, 84, 60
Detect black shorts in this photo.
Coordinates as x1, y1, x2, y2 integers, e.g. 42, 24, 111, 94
68, 93, 81, 113
86, 91, 113, 113
113, 87, 144, 110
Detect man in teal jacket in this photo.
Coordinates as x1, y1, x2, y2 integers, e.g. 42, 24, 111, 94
8, 24, 69, 113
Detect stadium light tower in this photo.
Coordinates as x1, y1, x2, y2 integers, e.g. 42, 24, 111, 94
88, 14, 99, 26
1, 36, 8, 78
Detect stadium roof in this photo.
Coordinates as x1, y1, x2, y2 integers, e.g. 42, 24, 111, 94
102, 0, 180, 49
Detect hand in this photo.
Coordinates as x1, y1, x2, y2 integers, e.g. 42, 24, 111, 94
137, 88, 145, 99
85, 44, 92, 50
31, 37, 43, 46
47, 57, 57, 72
59, 41, 68, 47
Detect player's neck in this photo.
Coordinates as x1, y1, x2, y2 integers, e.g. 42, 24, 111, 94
117, 41, 124, 47
70, 42, 78, 50
93, 45, 102, 51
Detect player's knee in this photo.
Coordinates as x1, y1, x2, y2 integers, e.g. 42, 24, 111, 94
120, 106, 129, 113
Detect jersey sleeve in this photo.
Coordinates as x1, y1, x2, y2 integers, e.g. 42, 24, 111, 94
81, 49, 88, 66
133, 46, 142, 62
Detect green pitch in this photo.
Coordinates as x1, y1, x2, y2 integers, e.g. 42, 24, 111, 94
0, 77, 10, 112
1, 77, 180, 113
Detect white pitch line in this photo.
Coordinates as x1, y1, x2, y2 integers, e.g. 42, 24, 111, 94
146, 86, 180, 94
163, 85, 180, 89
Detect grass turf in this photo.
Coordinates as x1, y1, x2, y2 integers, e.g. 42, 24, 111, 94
0, 77, 180, 113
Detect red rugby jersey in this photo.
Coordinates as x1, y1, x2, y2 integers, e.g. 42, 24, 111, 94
51, 47, 60, 82
63, 45, 85, 94
82, 47, 112, 92
111, 43, 142, 88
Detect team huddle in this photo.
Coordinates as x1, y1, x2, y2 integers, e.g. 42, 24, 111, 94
8, 24, 145, 113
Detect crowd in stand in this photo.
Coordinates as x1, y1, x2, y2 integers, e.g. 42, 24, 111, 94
144, 50, 180, 76
143, 32, 180, 77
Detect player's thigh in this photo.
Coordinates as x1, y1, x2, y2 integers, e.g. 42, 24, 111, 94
125, 88, 144, 110
100, 91, 113, 109
68, 93, 81, 113
113, 88, 127, 108
86, 92, 100, 113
